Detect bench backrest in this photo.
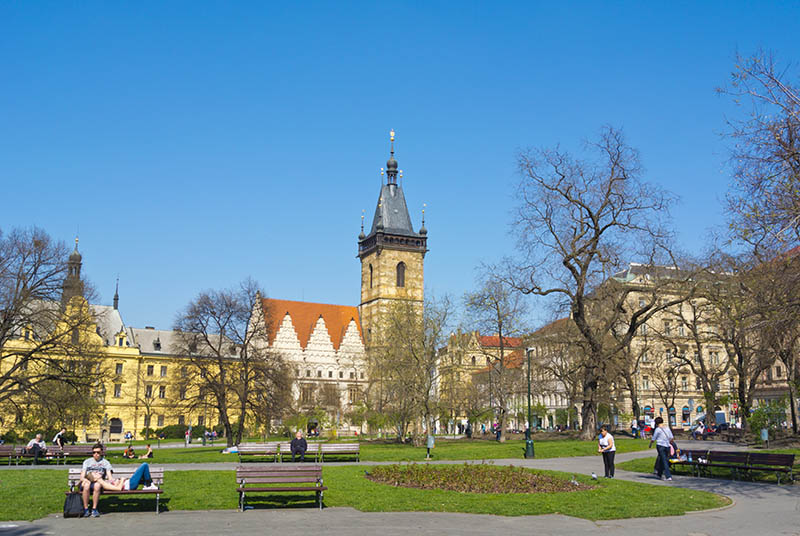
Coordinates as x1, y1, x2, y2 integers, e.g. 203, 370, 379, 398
320, 443, 360, 453
236, 465, 322, 486
237, 443, 280, 454
62, 446, 96, 456
747, 453, 795, 467
0, 445, 16, 455
709, 451, 749, 464
279, 442, 320, 453
68, 466, 165, 489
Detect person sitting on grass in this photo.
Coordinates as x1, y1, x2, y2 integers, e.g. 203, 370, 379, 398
79, 444, 113, 517
290, 430, 307, 462
123, 445, 136, 459
139, 444, 153, 459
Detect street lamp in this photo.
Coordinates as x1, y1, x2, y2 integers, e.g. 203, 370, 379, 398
524, 347, 535, 458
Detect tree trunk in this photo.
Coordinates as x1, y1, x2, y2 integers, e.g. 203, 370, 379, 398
579, 375, 598, 440
498, 408, 507, 442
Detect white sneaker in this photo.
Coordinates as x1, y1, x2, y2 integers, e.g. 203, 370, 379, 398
143, 483, 159, 490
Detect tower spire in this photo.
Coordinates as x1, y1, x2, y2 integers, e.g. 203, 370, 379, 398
385, 129, 399, 184
113, 276, 119, 310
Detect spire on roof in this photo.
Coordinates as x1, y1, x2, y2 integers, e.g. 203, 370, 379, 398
113, 277, 119, 310
386, 129, 399, 184
420, 203, 427, 235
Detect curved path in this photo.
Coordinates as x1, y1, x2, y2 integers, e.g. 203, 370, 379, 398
1, 441, 797, 536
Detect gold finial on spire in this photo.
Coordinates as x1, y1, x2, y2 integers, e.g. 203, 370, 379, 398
422, 203, 426, 224
390, 129, 395, 142
74, 236, 79, 250
361, 210, 365, 232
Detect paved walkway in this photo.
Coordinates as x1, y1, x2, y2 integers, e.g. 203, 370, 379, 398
2, 441, 798, 536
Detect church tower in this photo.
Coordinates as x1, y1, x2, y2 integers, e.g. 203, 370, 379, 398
358, 130, 428, 347
61, 237, 85, 309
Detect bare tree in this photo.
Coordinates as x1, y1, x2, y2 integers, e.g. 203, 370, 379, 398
705, 253, 774, 432
0, 227, 105, 422
506, 127, 690, 438
464, 274, 528, 442
718, 50, 800, 251
649, 350, 683, 431
366, 296, 453, 443
172, 280, 290, 446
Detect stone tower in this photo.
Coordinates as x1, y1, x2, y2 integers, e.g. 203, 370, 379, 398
61, 237, 85, 309
358, 131, 428, 347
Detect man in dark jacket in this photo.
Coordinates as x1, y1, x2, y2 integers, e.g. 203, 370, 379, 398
290, 431, 307, 462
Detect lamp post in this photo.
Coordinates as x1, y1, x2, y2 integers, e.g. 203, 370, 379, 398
524, 347, 535, 458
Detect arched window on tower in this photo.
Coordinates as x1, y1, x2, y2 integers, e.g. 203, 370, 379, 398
396, 262, 406, 287
369, 264, 373, 288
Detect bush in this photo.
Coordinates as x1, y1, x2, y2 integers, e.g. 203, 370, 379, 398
155, 424, 189, 439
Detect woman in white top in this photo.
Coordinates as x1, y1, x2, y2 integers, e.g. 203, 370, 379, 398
648, 416, 674, 480
598, 426, 616, 478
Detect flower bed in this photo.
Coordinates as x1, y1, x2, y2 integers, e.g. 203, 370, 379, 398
366, 463, 593, 493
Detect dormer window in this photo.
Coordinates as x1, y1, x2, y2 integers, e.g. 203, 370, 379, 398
153, 338, 162, 351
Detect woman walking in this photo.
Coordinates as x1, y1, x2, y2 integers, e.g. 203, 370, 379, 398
598, 426, 616, 478
649, 417, 674, 481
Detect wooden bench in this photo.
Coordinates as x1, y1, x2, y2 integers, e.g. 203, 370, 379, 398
319, 443, 360, 462
721, 429, 745, 443
278, 442, 321, 462
0, 444, 16, 465
61, 445, 96, 465
237, 443, 280, 463
15, 445, 61, 465
67, 466, 165, 513
745, 453, 795, 484
668, 449, 709, 477
236, 465, 327, 510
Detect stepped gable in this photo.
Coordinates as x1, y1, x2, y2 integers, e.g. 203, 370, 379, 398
478, 335, 523, 348
262, 298, 362, 350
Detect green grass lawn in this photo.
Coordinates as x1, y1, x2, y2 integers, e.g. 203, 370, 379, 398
0, 465, 728, 521
98, 437, 650, 465
617, 449, 799, 483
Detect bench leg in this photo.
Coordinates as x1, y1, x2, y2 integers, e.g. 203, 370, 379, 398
239, 491, 244, 512
156, 493, 160, 514
317, 490, 323, 510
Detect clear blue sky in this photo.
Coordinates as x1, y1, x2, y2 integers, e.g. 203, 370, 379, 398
2, 2, 798, 330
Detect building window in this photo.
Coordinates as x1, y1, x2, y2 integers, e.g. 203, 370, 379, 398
339, 371, 343, 379
301, 385, 314, 403
198, 416, 205, 426
678, 325, 685, 337
159, 385, 166, 399
638, 298, 646, 308
147, 365, 154, 376
317, 370, 322, 378
350, 372, 355, 379
641, 352, 649, 363
178, 415, 185, 426
776, 366, 782, 378
681, 376, 688, 391
160, 366, 167, 377
115, 363, 123, 375
640, 324, 648, 336
157, 415, 164, 427
145, 385, 153, 398
471, 356, 476, 366
642, 376, 649, 390
396, 262, 406, 287
328, 371, 333, 378
181, 366, 188, 378
180, 387, 186, 400
118, 336, 124, 347
349, 387, 360, 403
360, 372, 364, 379
729, 378, 735, 391
369, 264, 373, 288
114, 384, 122, 398
663, 321, 671, 336
143, 415, 151, 428
306, 370, 311, 377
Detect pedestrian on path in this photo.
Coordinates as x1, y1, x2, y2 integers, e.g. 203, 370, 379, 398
649, 416, 673, 481
597, 426, 616, 478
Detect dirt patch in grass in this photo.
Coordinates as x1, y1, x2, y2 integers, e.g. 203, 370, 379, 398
366, 463, 594, 493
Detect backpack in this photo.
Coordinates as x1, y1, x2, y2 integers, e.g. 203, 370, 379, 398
63, 492, 83, 518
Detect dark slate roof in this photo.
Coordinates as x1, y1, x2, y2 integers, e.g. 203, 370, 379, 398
369, 182, 420, 238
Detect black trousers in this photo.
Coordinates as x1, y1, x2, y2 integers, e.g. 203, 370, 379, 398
602, 450, 615, 477
291, 447, 306, 462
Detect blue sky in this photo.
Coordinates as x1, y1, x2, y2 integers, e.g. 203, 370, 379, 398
2, 2, 798, 330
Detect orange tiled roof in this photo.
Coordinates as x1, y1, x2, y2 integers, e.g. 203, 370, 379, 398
262, 298, 362, 350
478, 335, 523, 348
